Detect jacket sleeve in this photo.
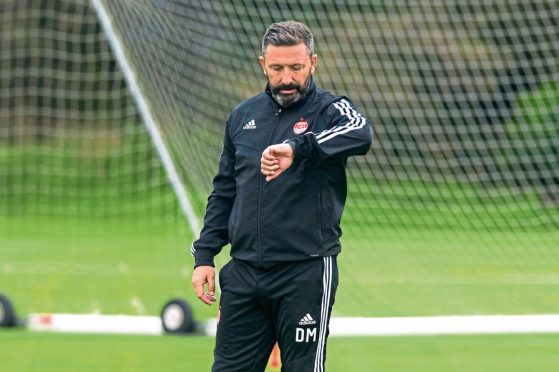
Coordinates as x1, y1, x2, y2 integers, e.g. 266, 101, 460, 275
287, 98, 373, 164
191, 118, 236, 268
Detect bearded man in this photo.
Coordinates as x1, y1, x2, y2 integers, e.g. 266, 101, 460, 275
191, 20, 373, 372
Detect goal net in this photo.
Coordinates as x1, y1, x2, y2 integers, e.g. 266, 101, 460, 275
1, 0, 558, 319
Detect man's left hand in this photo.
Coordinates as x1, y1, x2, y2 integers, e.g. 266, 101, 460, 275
261, 144, 294, 181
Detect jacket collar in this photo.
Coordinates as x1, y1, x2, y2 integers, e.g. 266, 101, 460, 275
265, 76, 316, 110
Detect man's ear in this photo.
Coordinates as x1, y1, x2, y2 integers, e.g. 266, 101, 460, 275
310, 54, 317, 74
259, 56, 266, 75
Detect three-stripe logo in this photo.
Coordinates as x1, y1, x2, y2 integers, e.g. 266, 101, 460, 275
242, 119, 256, 130
299, 313, 317, 325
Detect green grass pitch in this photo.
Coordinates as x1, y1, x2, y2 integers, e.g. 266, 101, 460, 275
2, 214, 559, 319
1, 330, 559, 371
2, 214, 559, 370
1, 146, 559, 369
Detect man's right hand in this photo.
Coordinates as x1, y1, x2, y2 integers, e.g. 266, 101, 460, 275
261, 143, 294, 182
192, 265, 217, 306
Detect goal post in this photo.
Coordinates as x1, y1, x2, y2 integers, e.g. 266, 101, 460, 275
91, 0, 200, 235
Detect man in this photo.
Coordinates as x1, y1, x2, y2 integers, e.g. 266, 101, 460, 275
191, 21, 373, 372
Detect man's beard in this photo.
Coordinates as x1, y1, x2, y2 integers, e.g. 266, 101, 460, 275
269, 73, 312, 108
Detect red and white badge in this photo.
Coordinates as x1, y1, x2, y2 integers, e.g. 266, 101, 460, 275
293, 118, 309, 134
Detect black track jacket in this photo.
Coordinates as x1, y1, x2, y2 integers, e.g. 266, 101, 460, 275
192, 78, 373, 269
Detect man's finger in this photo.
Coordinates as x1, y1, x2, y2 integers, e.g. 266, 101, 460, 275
269, 148, 286, 157
193, 281, 204, 297
261, 164, 279, 172
193, 282, 214, 305
262, 149, 275, 160
201, 295, 214, 306
262, 170, 275, 177
266, 170, 283, 182
261, 159, 278, 169
197, 285, 215, 306
269, 144, 293, 158
204, 293, 217, 304
208, 274, 215, 296
261, 156, 278, 166
261, 156, 279, 176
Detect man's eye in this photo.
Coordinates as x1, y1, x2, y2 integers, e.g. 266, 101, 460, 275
291, 66, 302, 71
272, 66, 283, 71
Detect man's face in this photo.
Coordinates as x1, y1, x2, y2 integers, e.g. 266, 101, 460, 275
259, 43, 317, 107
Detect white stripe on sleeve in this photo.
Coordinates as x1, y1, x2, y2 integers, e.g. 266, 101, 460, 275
316, 99, 366, 144
190, 243, 196, 257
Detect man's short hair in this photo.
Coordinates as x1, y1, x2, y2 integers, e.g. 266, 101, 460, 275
262, 21, 314, 57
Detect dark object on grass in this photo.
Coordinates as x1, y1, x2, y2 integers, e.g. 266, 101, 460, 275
0, 294, 16, 327
161, 298, 195, 334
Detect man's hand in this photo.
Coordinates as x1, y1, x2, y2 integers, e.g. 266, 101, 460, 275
192, 265, 217, 306
261, 143, 294, 181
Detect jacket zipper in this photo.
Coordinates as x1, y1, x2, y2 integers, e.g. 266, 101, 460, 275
257, 107, 282, 267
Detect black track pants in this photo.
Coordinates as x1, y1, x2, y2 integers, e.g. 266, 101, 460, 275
212, 256, 338, 372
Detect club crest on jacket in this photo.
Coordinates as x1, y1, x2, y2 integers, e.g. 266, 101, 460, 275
293, 118, 309, 134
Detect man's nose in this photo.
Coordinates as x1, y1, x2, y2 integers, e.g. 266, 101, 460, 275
280, 71, 293, 85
